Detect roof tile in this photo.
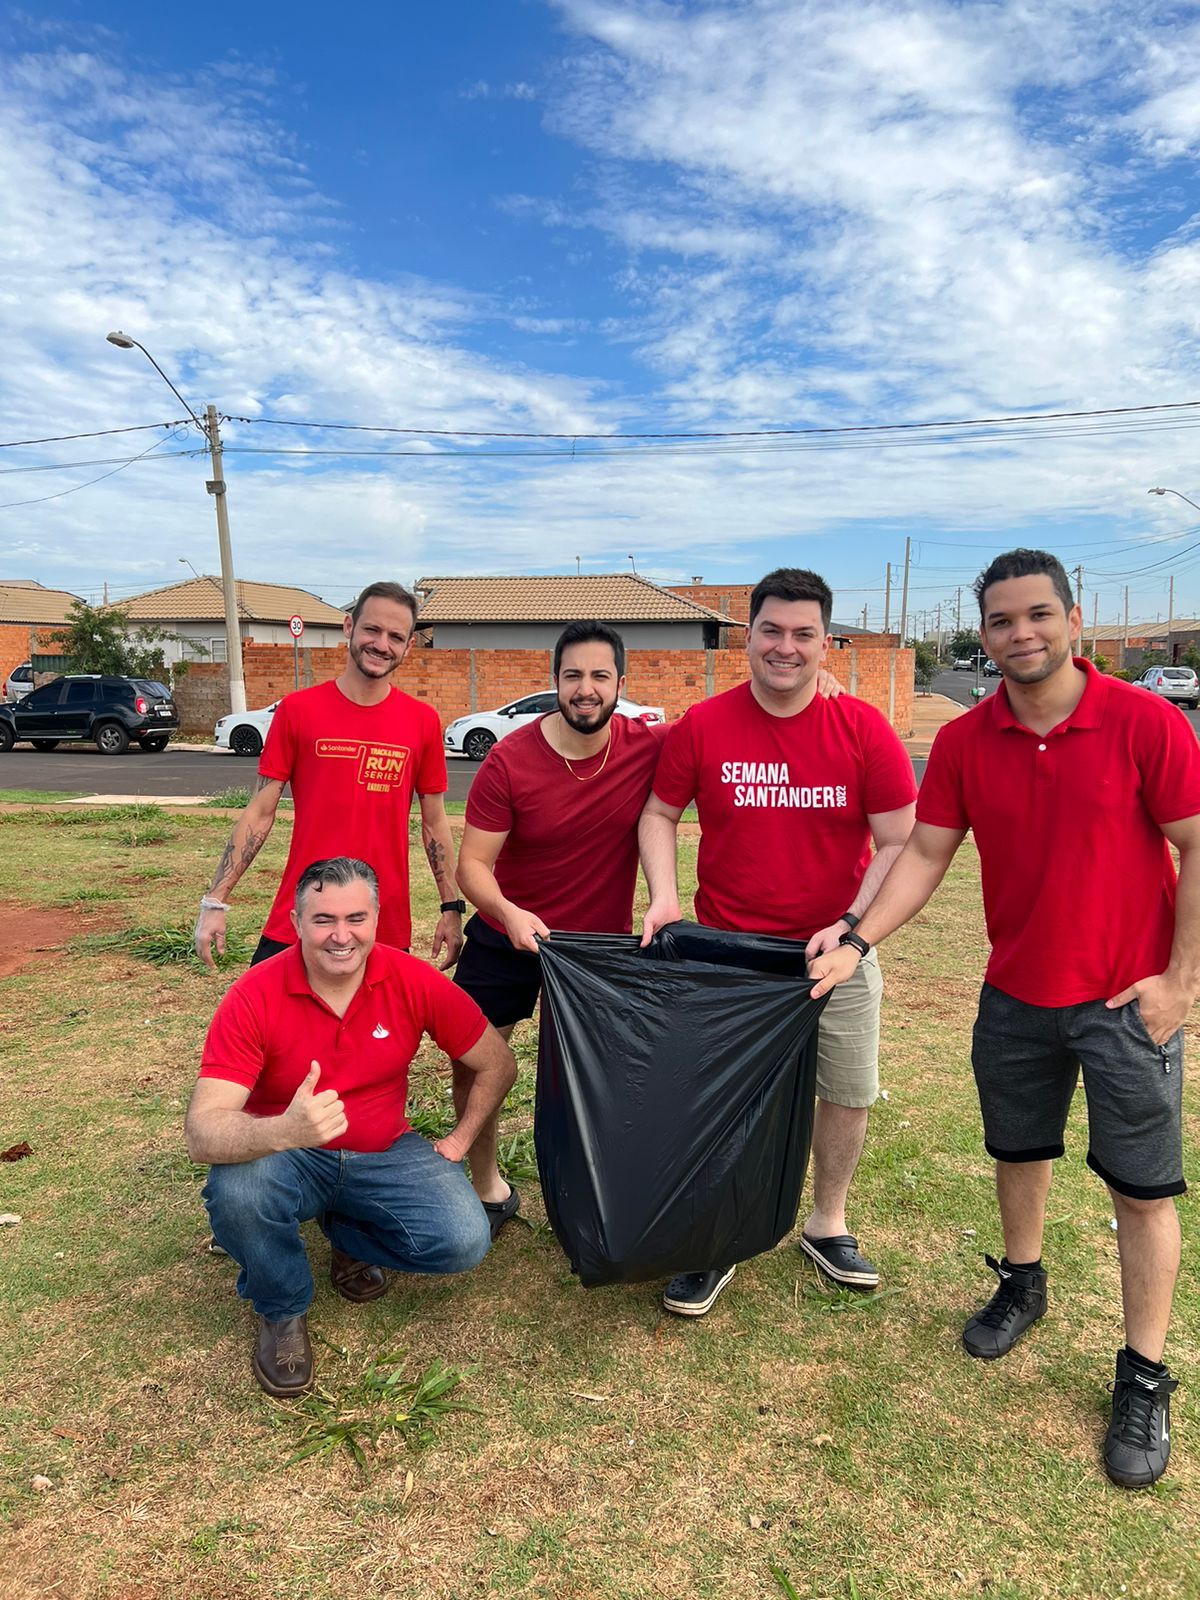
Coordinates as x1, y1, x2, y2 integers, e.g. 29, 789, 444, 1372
413, 573, 741, 625
118, 578, 347, 625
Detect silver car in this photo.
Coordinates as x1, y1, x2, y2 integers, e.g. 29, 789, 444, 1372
1135, 665, 1199, 709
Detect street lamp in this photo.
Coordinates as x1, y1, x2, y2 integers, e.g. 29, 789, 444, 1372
106, 331, 247, 713
1147, 487, 1200, 665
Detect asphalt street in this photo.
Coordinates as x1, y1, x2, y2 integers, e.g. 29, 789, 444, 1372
3, 669, 1193, 800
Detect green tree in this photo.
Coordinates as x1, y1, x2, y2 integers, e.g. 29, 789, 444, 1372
1180, 644, 1200, 674
908, 637, 938, 690
50, 600, 188, 681
948, 628, 982, 662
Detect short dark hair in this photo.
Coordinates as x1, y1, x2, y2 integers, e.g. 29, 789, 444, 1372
974, 549, 1074, 619
294, 856, 379, 912
748, 567, 833, 632
349, 581, 418, 627
553, 620, 626, 679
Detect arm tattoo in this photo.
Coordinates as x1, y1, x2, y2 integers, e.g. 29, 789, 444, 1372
208, 838, 236, 894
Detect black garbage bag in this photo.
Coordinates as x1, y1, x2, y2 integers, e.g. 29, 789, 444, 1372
535, 921, 828, 1287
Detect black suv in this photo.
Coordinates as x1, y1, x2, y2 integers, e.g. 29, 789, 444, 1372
0, 675, 180, 754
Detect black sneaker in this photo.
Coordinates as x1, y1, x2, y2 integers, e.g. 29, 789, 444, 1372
1104, 1350, 1177, 1489
962, 1253, 1047, 1360
662, 1265, 736, 1317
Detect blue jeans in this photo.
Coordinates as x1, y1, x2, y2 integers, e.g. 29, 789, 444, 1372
203, 1132, 492, 1320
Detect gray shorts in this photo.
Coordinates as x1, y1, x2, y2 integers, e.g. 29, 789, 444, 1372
971, 983, 1186, 1200
815, 948, 882, 1109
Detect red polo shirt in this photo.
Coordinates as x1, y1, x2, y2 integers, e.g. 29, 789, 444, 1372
199, 943, 488, 1151
917, 659, 1200, 1006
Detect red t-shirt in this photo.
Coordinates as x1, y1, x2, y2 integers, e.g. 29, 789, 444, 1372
652, 681, 917, 937
199, 943, 487, 1151
258, 681, 447, 949
465, 714, 665, 934
917, 658, 1200, 1006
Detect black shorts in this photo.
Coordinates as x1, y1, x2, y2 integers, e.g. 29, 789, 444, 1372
971, 983, 1186, 1200
453, 914, 541, 1028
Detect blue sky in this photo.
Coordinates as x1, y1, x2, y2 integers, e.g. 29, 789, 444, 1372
5, 0, 1200, 632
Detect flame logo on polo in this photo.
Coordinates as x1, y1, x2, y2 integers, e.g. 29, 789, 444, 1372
314, 739, 412, 793
372, 1024, 389, 1039
720, 760, 848, 810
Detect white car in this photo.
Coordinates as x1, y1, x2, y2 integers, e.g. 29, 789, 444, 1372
1135, 665, 1199, 708
4, 662, 33, 702
444, 693, 665, 761
215, 700, 279, 757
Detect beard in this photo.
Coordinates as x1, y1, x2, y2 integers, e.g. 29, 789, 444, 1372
349, 638, 401, 679
1000, 638, 1073, 685
558, 692, 619, 735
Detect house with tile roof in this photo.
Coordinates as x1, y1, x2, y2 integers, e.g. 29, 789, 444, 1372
118, 577, 348, 665
0, 580, 84, 692
413, 573, 743, 650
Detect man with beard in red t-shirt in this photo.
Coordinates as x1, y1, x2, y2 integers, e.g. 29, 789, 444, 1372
640, 568, 917, 1318
452, 620, 665, 1237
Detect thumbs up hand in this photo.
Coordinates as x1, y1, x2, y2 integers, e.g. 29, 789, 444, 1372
280, 1060, 348, 1148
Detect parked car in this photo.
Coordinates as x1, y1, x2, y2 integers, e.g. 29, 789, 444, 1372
982, 659, 1002, 676
215, 700, 280, 757
952, 658, 976, 671
444, 693, 665, 761
1135, 665, 1200, 708
4, 661, 33, 701
0, 674, 180, 753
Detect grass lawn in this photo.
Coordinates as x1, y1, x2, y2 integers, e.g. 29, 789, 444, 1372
0, 804, 1195, 1599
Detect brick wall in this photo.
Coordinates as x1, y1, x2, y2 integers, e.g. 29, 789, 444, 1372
0, 625, 65, 693
176, 640, 914, 737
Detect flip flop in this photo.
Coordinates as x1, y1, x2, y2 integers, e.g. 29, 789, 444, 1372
482, 1185, 520, 1240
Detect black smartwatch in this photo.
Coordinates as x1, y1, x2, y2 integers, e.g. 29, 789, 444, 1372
440, 899, 466, 915
840, 911, 860, 931
838, 929, 871, 958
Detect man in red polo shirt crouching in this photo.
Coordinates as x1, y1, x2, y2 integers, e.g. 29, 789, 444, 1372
185, 856, 516, 1398
811, 548, 1200, 1489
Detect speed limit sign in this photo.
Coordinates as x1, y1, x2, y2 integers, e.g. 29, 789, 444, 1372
288, 614, 304, 639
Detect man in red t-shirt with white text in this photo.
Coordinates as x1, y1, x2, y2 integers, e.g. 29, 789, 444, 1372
811, 548, 1200, 1489
640, 567, 917, 1318
186, 856, 515, 1398
194, 581, 465, 973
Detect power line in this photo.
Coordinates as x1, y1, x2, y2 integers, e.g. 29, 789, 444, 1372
0, 448, 199, 478
235, 398, 1200, 441
0, 421, 190, 449
0, 434, 193, 511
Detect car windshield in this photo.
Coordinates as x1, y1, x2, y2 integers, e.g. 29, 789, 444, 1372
1162, 669, 1194, 680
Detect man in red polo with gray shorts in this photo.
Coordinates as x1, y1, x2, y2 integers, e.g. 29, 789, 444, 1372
811, 548, 1200, 1489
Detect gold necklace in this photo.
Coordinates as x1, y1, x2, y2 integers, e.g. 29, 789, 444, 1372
557, 720, 613, 781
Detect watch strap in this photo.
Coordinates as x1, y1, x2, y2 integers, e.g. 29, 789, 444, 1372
440, 899, 467, 915
838, 930, 871, 958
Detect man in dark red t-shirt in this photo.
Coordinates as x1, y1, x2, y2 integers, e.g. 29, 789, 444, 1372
186, 856, 516, 1399
641, 568, 917, 1319
811, 548, 1200, 1490
453, 620, 665, 1234
194, 581, 466, 973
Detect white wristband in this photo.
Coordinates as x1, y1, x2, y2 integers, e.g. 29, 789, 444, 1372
200, 895, 232, 912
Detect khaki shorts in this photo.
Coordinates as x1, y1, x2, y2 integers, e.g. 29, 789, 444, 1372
815, 948, 883, 1108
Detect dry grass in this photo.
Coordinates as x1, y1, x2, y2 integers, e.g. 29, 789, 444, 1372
0, 808, 1195, 1600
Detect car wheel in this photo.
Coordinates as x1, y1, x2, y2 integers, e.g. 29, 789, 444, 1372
0, 722, 13, 752
139, 735, 170, 752
94, 721, 130, 755
230, 725, 263, 757
463, 728, 496, 761
31, 739, 59, 751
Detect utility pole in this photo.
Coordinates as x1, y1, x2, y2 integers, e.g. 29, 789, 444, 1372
1091, 592, 1099, 661
206, 406, 247, 714
1168, 575, 1175, 663
861, 604, 869, 630
1123, 586, 1130, 671
935, 601, 943, 658
899, 537, 911, 645
884, 563, 892, 634
955, 586, 962, 630
1073, 565, 1083, 608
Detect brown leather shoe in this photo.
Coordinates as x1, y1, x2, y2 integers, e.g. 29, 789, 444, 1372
329, 1246, 390, 1303
252, 1314, 313, 1397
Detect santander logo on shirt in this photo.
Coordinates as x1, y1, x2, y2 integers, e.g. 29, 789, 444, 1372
720, 760, 849, 810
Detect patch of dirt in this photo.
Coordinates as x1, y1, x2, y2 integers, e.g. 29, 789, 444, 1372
0, 902, 82, 978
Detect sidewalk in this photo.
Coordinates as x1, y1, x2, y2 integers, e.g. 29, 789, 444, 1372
905, 692, 965, 758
